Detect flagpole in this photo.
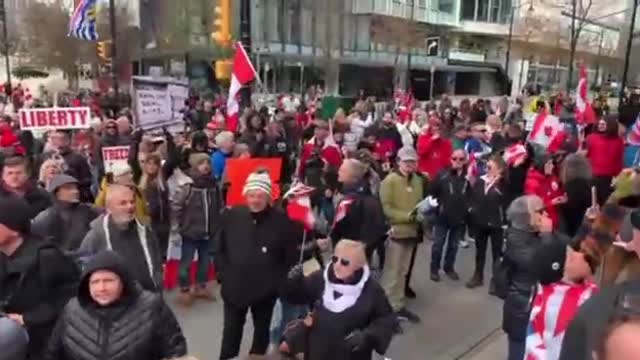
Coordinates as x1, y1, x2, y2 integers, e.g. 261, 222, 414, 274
108, 0, 119, 97
0, 0, 11, 97
298, 230, 307, 264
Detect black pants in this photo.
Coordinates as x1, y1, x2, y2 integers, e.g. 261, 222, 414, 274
219, 297, 276, 360
593, 175, 613, 206
405, 243, 418, 289
473, 226, 503, 278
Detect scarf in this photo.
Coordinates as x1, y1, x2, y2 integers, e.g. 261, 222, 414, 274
322, 264, 370, 313
102, 214, 154, 284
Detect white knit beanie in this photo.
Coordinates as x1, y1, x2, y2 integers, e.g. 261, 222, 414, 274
242, 171, 272, 197
110, 162, 132, 178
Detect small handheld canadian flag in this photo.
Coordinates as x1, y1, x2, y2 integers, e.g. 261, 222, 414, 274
284, 182, 316, 231
226, 42, 257, 132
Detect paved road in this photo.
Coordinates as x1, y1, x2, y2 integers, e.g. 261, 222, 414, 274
169, 242, 504, 360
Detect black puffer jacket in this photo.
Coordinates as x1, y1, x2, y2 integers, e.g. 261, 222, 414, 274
430, 168, 472, 226
44, 251, 187, 360
502, 228, 550, 341
0, 182, 51, 220
470, 176, 507, 229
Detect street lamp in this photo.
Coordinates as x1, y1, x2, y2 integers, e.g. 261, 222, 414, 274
505, 0, 535, 94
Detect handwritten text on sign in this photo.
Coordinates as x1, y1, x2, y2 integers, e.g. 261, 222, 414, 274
102, 146, 130, 173
19, 107, 91, 130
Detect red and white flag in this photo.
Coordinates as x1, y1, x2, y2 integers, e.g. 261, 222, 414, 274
528, 109, 563, 149
466, 152, 478, 183
575, 63, 597, 125
504, 143, 527, 166
284, 183, 316, 231
333, 198, 354, 226
226, 42, 257, 132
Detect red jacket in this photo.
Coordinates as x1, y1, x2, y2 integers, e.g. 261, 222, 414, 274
298, 138, 343, 179
524, 168, 564, 228
586, 133, 624, 177
417, 132, 453, 179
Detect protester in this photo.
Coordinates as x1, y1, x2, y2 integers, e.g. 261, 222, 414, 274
429, 148, 471, 282
502, 195, 553, 360
214, 171, 298, 360
32, 175, 99, 251
417, 119, 453, 180
379, 147, 423, 323
283, 239, 395, 360
211, 131, 235, 181
0, 196, 79, 359
585, 116, 624, 205
0, 316, 29, 360
524, 153, 566, 228
332, 159, 388, 260
171, 153, 222, 306
467, 155, 508, 290
94, 163, 150, 223
523, 237, 597, 360
465, 121, 492, 176
44, 251, 187, 360
376, 111, 403, 171
593, 315, 640, 360
298, 119, 342, 186
558, 153, 593, 237
0, 156, 50, 219
95, 119, 131, 179
37, 157, 64, 189
80, 184, 162, 292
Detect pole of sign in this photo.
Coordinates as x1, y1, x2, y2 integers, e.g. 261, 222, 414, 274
109, 0, 119, 97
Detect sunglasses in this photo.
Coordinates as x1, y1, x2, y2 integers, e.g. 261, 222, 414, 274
476, 128, 487, 133
535, 208, 547, 214
451, 157, 465, 161
332, 255, 351, 267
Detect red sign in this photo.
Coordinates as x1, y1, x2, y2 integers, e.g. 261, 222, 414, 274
19, 107, 91, 130
225, 158, 282, 206
102, 146, 130, 173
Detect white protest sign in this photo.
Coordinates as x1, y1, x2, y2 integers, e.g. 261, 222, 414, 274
133, 77, 188, 130
102, 146, 130, 173
19, 107, 91, 131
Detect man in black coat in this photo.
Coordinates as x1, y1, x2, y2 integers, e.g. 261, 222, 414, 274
0, 156, 50, 219
31, 174, 99, 251
44, 251, 187, 360
214, 171, 299, 360
0, 197, 79, 359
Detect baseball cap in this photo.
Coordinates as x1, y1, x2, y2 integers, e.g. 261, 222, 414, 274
397, 147, 418, 162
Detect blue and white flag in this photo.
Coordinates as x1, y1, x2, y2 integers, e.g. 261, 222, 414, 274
68, 0, 98, 41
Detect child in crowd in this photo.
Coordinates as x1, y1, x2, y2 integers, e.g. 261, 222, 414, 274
524, 238, 598, 360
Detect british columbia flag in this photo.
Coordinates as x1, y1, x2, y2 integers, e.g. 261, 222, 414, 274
524, 281, 597, 360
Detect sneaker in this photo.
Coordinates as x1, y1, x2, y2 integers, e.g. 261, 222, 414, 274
445, 271, 460, 281
396, 308, 421, 323
430, 272, 441, 282
405, 285, 417, 299
459, 240, 470, 248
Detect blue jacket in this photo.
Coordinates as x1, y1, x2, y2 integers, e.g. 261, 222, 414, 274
210, 150, 231, 180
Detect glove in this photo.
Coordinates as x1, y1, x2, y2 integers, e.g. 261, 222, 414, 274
287, 264, 304, 281
612, 169, 638, 201
344, 329, 369, 352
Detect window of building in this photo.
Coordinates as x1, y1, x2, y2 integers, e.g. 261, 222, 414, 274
265, 0, 280, 43
355, 16, 370, 51
477, 0, 489, 21
490, 0, 500, 22
418, 0, 428, 7
439, 0, 455, 13
461, 0, 476, 20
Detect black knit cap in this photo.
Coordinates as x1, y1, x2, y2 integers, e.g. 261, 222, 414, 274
0, 196, 31, 234
532, 239, 568, 285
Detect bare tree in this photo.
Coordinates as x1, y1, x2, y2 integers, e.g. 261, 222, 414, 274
22, 0, 95, 88
370, 15, 428, 88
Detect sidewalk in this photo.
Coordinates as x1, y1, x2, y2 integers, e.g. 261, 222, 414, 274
459, 331, 506, 360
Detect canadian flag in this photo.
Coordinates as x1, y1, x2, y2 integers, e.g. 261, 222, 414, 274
333, 198, 354, 226
575, 63, 597, 125
226, 42, 257, 132
284, 182, 316, 231
466, 152, 478, 183
528, 108, 563, 149
504, 143, 527, 166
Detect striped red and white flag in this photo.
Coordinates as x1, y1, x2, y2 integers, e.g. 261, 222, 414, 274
575, 62, 597, 125
504, 143, 527, 166
226, 42, 257, 132
285, 182, 316, 231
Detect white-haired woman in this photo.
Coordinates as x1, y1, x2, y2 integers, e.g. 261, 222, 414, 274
283, 239, 396, 360
502, 195, 554, 360
38, 157, 65, 189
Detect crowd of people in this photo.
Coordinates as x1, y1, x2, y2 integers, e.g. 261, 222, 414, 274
2, 83, 640, 360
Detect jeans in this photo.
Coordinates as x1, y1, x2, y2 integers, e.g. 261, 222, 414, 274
220, 297, 276, 360
270, 299, 308, 343
507, 337, 525, 360
430, 223, 464, 273
178, 237, 211, 289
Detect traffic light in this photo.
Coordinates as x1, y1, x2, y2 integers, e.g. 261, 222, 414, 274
214, 59, 232, 80
97, 40, 112, 64
212, 0, 231, 46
